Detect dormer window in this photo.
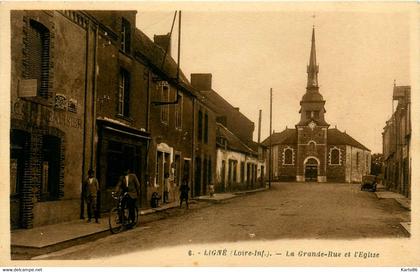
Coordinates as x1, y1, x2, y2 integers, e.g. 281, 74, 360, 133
121, 18, 131, 54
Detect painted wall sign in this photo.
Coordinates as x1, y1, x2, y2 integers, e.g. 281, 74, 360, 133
12, 100, 82, 130
68, 98, 77, 113
55, 94, 67, 110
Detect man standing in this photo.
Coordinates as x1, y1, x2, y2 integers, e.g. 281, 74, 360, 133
179, 177, 190, 209
84, 169, 99, 223
115, 168, 140, 226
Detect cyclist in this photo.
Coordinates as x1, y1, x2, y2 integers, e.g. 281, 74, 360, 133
115, 168, 140, 226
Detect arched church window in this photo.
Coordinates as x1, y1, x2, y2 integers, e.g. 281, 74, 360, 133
329, 147, 341, 165
283, 148, 294, 165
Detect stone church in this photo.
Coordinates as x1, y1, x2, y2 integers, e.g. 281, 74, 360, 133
263, 28, 371, 183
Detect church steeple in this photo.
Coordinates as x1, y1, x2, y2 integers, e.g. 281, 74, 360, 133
297, 27, 328, 127
307, 27, 319, 89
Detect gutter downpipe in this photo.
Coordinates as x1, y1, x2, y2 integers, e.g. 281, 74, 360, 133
80, 20, 90, 219
91, 25, 98, 169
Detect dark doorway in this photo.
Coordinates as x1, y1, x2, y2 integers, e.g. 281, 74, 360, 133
105, 141, 141, 189
194, 157, 201, 196
305, 158, 318, 181
101, 140, 141, 212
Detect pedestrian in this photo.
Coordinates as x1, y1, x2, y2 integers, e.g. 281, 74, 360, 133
179, 178, 190, 209
115, 168, 141, 226
83, 169, 99, 223
163, 172, 170, 203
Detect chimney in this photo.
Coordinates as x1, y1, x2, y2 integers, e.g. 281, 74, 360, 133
154, 33, 171, 56
234, 107, 240, 111
191, 73, 212, 91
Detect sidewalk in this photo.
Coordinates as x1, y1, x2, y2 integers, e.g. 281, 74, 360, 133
374, 184, 411, 235
11, 186, 268, 259
11, 201, 182, 259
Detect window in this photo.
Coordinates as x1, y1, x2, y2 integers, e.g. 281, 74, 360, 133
306, 111, 312, 119
221, 160, 226, 183
228, 160, 237, 182
175, 94, 183, 129
283, 147, 294, 165
28, 20, 50, 98
366, 154, 369, 169
161, 83, 169, 123
118, 68, 130, 117
121, 18, 131, 53
198, 110, 203, 141
204, 113, 209, 143
356, 152, 360, 167
313, 111, 319, 119
330, 147, 340, 165
308, 141, 316, 152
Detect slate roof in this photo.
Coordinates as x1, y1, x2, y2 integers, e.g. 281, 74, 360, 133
327, 128, 370, 151
261, 128, 297, 146
201, 88, 254, 124
217, 123, 257, 155
261, 127, 370, 151
133, 29, 190, 85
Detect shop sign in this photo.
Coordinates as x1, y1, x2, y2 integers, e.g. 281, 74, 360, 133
18, 79, 37, 97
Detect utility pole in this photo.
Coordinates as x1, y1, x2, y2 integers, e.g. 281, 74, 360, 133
269, 88, 273, 189
258, 109, 262, 144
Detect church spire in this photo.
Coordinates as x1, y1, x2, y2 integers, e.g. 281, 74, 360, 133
307, 26, 319, 89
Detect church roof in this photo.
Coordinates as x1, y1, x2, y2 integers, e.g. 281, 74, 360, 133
261, 128, 297, 146
261, 128, 370, 151
216, 123, 257, 155
327, 128, 370, 151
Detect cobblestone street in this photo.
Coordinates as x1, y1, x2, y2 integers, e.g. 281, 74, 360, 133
34, 182, 410, 260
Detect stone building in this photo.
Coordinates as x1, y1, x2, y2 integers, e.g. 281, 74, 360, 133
85, 11, 151, 212
262, 28, 371, 183
190, 74, 266, 192
134, 31, 216, 201
10, 11, 96, 228
382, 84, 411, 197
10, 10, 263, 228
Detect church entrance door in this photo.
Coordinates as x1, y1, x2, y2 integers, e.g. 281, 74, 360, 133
305, 158, 318, 181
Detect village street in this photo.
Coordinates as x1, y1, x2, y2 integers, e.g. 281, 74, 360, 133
32, 182, 410, 260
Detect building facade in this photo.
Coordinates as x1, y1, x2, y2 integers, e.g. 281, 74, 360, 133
190, 74, 266, 192
262, 28, 371, 183
10, 10, 264, 229
10, 11, 96, 228
382, 84, 411, 197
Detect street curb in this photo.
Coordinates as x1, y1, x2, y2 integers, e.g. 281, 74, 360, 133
233, 187, 269, 195
12, 228, 110, 259
12, 204, 183, 259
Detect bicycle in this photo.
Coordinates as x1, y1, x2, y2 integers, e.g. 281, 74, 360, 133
109, 191, 139, 234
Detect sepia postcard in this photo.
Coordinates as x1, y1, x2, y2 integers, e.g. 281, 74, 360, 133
0, 1, 419, 268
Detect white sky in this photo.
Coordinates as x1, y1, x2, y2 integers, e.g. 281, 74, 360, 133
136, 5, 412, 153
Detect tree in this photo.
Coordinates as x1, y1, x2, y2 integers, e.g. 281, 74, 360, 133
370, 153, 383, 176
